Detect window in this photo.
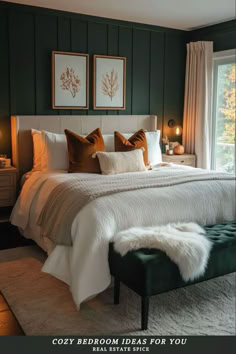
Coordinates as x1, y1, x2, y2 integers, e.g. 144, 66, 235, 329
212, 50, 236, 174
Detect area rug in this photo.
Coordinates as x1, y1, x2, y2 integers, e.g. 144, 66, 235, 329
0, 246, 235, 335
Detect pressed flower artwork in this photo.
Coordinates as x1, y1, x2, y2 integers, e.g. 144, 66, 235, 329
102, 69, 119, 101
93, 55, 126, 110
60, 67, 81, 98
52, 51, 89, 109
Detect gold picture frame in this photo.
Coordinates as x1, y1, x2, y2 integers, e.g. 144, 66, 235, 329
93, 55, 126, 110
52, 51, 89, 110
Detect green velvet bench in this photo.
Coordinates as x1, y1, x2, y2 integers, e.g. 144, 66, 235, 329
108, 221, 236, 330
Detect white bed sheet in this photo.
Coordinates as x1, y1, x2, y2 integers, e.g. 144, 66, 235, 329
11, 166, 236, 308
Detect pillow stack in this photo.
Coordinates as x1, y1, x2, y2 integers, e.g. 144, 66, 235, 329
31, 128, 162, 175
101, 130, 162, 166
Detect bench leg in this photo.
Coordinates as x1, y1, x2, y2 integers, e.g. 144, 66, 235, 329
114, 277, 120, 304
141, 296, 149, 330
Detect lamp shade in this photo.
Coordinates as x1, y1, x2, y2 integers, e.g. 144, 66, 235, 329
175, 126, 182, 136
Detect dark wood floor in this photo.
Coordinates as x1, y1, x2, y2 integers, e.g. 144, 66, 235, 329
0, 211, 33, 336
0, 292, 24, 336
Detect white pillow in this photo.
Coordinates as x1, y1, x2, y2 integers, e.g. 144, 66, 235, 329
40, 130, 68, 171
31, 129, 69, 171
103, 134, 115, 152
31, 129, 43, 171
145, 131, 162, 166
102, 131, 162, 166
95, 149, 147, 175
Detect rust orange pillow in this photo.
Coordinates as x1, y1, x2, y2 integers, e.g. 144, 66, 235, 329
114, 129, 149, 166
65, 128, 105, 173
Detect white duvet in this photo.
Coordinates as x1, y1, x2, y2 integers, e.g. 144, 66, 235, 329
11, 165, 235, 308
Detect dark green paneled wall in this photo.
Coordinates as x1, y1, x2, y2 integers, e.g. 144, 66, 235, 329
0, 1, 187, 156
190, 20, 236, 52
0, 2, 235, 157
0, 9, 10, 155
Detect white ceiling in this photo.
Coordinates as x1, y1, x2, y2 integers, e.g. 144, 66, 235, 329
4, 0, 236, 30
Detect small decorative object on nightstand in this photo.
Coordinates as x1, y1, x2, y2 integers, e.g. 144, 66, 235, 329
162, 154, 196, 167
0, 154, 11, 168
173, 144, 184, 155
0, 167, 17, 208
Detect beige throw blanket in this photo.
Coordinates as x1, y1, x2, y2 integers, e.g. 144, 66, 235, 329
37, 170, 235, 246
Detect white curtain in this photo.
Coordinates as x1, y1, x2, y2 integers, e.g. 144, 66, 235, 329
182, 41, 213, 169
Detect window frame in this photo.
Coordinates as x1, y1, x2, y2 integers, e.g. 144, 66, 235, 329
211, 49, 236, 172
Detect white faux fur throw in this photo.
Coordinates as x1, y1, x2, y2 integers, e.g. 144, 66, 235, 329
113, 223, 213, 282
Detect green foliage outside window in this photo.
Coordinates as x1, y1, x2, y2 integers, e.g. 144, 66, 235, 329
215, 64, 235, 173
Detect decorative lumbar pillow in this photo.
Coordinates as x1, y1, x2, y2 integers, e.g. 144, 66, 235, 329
94, 149, 147, 175
65, 128, 105, 173
114, 129, 149, 166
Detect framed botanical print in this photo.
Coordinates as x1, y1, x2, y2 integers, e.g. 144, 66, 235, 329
52, 51, 89, 109
93, 55, 126, 110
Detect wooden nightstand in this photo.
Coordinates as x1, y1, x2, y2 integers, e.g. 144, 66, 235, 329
0, 167, 34, 248
162, 154, 196, 167
0, 167, 17, 208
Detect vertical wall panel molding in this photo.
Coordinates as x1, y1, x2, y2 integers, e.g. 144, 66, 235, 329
35, 14, 58, 115
163, 33, 186, 141
118, 27, 133, 115
71, 19, 88, 115
88, 22, 107, 115
107, 24, 119, 115
58, 17, 71, 52
0, 9, 11, 155
149, 31, 165, 136
132, 29, 150, 114
148, 31, 151, 114
58, 16, 72, 115
131, 28, 134, 115
9, 11, 35, 115
108, 25, 119, 56
0, 1, 188, 156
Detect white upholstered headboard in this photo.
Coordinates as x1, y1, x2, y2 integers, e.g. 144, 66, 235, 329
11, 114, 157, 179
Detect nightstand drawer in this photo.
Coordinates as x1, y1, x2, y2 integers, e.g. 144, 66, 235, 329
0, 168, 17, 208
0, 189, 13, 200
0, 188, 14, 207
175, 158, 195, 166
0, 174, 14, 187
162, 154, 196, 167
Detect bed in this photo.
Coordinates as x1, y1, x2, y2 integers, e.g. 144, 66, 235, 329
10, 115, 236, 309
